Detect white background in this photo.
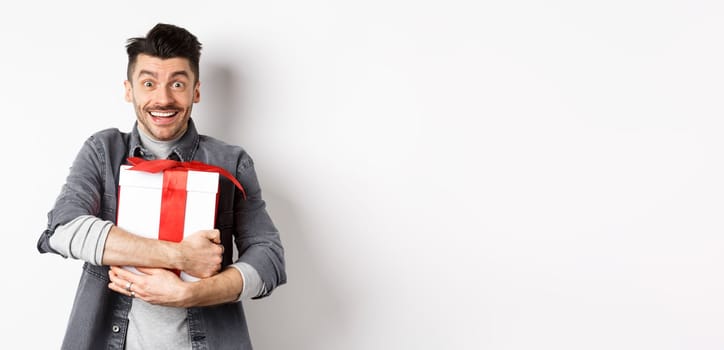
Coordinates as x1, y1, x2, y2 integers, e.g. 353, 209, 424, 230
2, 1, 724, 349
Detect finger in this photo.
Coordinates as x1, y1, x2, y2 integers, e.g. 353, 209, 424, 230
108, 269, 132, 291
107, 269, 138, 298
107, 267, 127, 289
110, 266, 137, 281
108, 282, 138, 299
110, 266, 144, 291
136, 266, 174, 276
135, 266, 155, 275
207, 229, 221, 243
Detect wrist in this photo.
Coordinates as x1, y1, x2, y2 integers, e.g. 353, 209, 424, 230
166, 240, 186, 271
180, 280, 198, 307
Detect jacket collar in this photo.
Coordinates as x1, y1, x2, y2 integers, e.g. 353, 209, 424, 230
127, 119, 200, 162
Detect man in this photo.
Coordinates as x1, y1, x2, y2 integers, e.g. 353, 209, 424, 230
37, 23, 286, 350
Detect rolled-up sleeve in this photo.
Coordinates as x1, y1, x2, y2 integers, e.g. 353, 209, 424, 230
233, 153, 286, 299
49, 215, 112, 265
38, 136, 107, 255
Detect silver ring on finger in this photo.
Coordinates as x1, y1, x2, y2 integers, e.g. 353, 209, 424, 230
125, 281, 133, 292
131, 291, 136, 298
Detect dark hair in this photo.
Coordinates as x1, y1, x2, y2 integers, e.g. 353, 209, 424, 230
125, 23, 202, 82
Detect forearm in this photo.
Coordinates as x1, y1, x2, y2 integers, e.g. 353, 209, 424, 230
102, 225, 182, 270
185, 266, 244, 307
50, 217, 183, 270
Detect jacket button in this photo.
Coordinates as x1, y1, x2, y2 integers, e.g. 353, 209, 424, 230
112, 325, 120, 333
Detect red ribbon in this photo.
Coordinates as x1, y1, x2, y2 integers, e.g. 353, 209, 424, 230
158, 169, 188, 243
126, 157, 247, 199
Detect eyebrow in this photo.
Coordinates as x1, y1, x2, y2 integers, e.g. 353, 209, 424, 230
137, 70, 191, 80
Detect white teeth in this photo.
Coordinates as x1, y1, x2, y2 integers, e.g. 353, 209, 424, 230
150, 111, 175, 117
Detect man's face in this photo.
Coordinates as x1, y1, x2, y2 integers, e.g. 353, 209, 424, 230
124, 54, 200, 141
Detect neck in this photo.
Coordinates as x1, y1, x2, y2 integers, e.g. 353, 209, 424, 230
138, 127, 184, 159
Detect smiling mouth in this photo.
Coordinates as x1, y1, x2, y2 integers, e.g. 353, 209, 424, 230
149, 110, 178, 118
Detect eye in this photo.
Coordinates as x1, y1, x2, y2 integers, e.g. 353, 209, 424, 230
143, 81, 153, 88
172, 82, 184, 88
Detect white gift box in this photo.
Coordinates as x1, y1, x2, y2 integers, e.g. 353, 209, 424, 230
117, 164, 220, 282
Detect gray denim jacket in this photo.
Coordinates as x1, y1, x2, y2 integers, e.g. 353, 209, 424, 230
37, 119, 286, 350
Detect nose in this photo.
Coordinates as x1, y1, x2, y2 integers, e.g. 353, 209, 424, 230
154, 86, 175, 105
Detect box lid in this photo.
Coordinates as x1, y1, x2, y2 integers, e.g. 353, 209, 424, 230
119, 165, 219, 193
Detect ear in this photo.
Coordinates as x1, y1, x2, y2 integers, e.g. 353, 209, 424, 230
193, 81, 201, 103
124, 80, 133, 102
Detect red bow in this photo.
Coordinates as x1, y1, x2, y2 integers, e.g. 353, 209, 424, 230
126, 157, 247, 199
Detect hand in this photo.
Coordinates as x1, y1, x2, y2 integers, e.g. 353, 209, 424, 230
177, 229, 224, 278
108, 266, 192, 307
